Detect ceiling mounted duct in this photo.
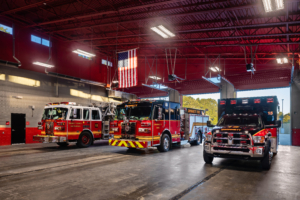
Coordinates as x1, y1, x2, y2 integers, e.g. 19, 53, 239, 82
0, 59, 20, 68
46, 71, 105, 87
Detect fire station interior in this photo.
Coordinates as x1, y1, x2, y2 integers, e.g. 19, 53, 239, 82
0, 0, 300, 199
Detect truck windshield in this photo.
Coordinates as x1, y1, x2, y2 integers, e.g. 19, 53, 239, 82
217, 116, 259, 127
42, 107, 68, 120
115, 106, 152, 120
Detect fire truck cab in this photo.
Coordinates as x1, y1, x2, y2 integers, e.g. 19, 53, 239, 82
109, 100, 209, 152
33, 102, 114, 148
203, 96, 281, 170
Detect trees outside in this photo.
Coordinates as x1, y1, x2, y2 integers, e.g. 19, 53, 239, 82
183, 96, 218, 124
278, 112, 290, 123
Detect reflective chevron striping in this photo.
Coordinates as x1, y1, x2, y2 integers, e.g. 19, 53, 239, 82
109, 139, 148, 148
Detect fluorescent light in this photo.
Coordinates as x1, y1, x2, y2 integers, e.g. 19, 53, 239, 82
275, 0, 284, 10
215, 67, 220, 72
276, 58, 282, 64
209, 67, 217, 72
112, 80, 119, 83
151, 27, 169, 38
149, 76, 162, 80
277, 57, 288, 64
262, 0, 272, 12
33, 62, 54, 68
158, 25, 175, 37
72, 49, 96, 57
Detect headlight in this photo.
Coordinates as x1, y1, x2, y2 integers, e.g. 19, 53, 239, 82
244, 130, 249, 134
215, 130, 220, 133
54, 126, 65, 131
253, 136, 265, 143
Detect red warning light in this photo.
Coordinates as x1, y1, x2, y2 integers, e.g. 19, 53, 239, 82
267, 98, 274, 103
220, 100, 226, 105
254, 99, 261, 104
231, 100, 237, 105
6, 121, 9, 125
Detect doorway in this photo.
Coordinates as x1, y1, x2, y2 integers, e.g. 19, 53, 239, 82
11, 113, 26, 144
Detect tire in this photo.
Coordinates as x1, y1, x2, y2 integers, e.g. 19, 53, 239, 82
157, 134, 171, 152
193, 132, 202, 145
57, 142, 69, 147
77, 131, 93, 148
261, 144, 272, 170
203, 148, 214, 164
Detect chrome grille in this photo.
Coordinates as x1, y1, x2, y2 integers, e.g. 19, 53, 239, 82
121, 122, 136, 139
213, 132, 251, 146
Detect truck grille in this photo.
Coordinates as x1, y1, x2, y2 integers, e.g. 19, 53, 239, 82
121, 122, 136, 139
213, 132, 251, 145
45, 121, 54, 135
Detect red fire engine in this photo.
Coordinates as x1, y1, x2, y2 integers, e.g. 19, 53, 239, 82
109, 100, 209, 152
33, 102, 115, 147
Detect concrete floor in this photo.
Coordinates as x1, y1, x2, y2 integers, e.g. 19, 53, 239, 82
0, 142, 299, 200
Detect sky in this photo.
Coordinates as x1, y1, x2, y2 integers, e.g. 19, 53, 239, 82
189, 87, 290, 114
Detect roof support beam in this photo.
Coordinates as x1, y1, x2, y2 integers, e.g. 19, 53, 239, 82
50, 3, 258, 33
28, 0, 232, 27
0, 0, 58, 15
93, 32, 300, 47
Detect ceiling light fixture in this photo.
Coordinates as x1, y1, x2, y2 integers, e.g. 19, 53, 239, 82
33, 62, 54, 68
151, 25, 175, 38
112, 80, 119, 83
158, 25, 175, 37
150, 27, 169, 38
72, 49, 96, 57
262, 0, 284, 12
149, 76, 162, 80
277, 57, 289, 64
209, 67, 220, 72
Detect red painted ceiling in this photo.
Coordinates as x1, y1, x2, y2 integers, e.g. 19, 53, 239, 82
1, 0, 299, 97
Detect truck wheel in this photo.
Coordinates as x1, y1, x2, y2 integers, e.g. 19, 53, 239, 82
193, 133, 202, 145
77, 131, 93, 148
57, 142, 69, 147
157, 134, 171, 152
261, 146, 272, 170
203, 149, 214, 164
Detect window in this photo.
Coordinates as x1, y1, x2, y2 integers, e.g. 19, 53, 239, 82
102, 59, 112, 67
31, 35, 50, 47
31, 35, 41, 44
70, 108, 81, 119
170, 103, 180, 120
78, 54, 92, 60
92, 110, 100, 120
83, 109, 90, 120
0, 24, 12, 35
42, 39, 50, 47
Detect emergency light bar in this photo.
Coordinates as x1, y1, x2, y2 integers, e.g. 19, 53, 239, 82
254, 99, 261, 104
231, 100, 237, 105
242, 99, 248, 104
267, 98, 274, 103
46, 102, 77, 106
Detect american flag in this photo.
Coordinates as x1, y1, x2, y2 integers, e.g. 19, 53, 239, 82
118, 49, 137, 88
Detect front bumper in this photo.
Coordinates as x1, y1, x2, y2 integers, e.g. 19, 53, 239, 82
33, 135, 67, 143
204, 142, 265, 159
109, 139, 150, 149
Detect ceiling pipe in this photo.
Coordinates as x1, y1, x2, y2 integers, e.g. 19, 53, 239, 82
12, 23, 21, 67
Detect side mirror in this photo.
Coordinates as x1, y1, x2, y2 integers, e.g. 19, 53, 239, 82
207, 120, 215, 127
276, 120, 282, 128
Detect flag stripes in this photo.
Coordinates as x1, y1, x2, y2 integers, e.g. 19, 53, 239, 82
118, 49, 137, 88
